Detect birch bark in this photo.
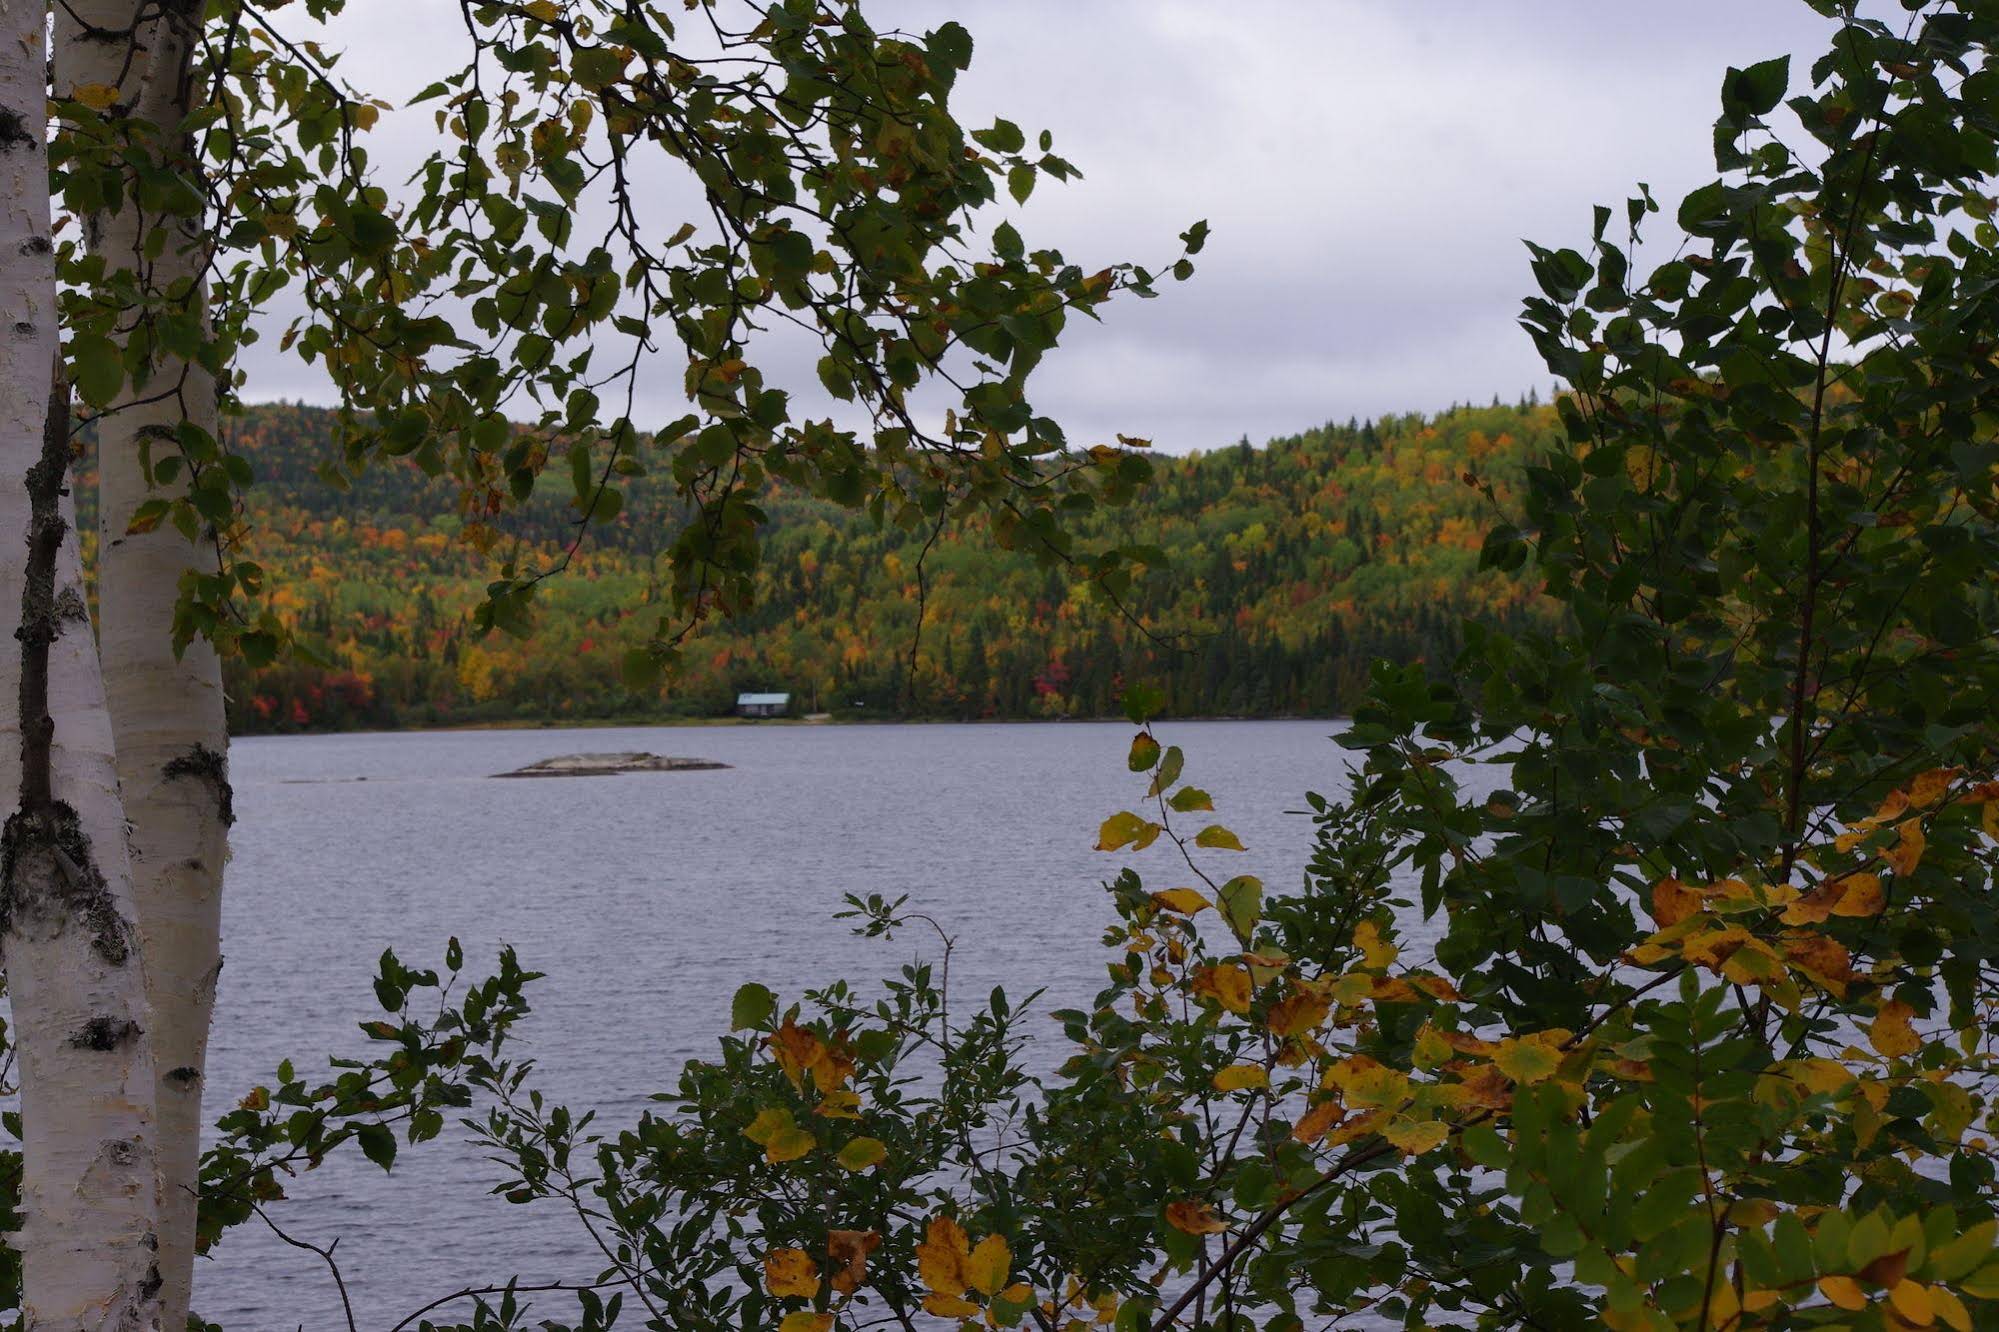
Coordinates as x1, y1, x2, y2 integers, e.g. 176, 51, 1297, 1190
52, 3, 227, 1322
1, 3, 163, 1323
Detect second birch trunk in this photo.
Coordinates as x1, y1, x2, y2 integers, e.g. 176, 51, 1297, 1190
54, 1, 230, 1323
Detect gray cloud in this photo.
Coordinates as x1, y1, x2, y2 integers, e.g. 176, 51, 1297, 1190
238, 1, 1869, 452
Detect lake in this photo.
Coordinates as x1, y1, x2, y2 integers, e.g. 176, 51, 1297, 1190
196, 719, 1466, 1329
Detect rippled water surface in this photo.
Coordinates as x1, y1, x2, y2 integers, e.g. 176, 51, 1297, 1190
198, 719, 1456, 1330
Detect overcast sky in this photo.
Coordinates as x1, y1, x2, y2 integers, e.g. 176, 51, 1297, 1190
243, 1, 1861, 453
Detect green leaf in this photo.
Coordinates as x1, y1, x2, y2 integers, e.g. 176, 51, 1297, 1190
1122, 683, 1166, 724
973, 118, 1025, 154
355, 1122, 397, 1172
1722, 55, 1789, 122
621, 647, 661, 691
927, 21, 973, 71
1008, 163, 1035, 205
730, 982, 776, 1031
1217, 875, 1262, 940
70, 335, 124, 407
1195, 825, 1245, 851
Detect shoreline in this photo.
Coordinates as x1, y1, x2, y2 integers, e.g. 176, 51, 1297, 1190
230, 712, 1353, 741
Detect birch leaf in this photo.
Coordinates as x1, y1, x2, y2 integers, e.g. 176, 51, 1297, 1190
766, 1248, 821, 1298
1195, 825, 1245, 851
1165, 1200, 1228, 1234
1212, 1063, 1268, 1092
966, 1234, 1010, 1296
917, 1215, 971, 1296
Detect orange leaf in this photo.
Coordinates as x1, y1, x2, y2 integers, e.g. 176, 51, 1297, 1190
1165, 1200, 1228, 1235
1266, 989, 1331, 1037
1887, 1279, 1933, 1326
770, 1018, 825, 1093
1651, 876, 1703, 927
1190, 964, 1252, 1014
828, 1229, 880, 1295
1818, 1275, 1868, 1311
1292, 1099, 1344, 1144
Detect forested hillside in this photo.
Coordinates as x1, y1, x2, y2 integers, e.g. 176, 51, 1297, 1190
156, 400, 1560, 732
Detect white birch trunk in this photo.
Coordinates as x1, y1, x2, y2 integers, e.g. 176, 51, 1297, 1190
0, 1, 163, 1323
52, 4, 227, 1322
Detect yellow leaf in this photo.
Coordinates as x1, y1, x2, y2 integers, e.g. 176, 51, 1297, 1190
1932, 1286, 1972, 1332
1682, 923, 1754, 973
1870, 999, 1923, 1058
1493, 1038, 1562, 1085
1910, 767, 1959, 806
1325, 1055, 1412, 1107
1832, 873, 1885, 918
1354, 920, 1399, 970
1819, 1275, 1868, 1310
836, 1137, 886, 1171
1781, 932, 1853, 996
1194, 825, 1245, 851
922, 1294, 982, 1319
1889, 1280, 1935, 1326
765, 1124, 817, 1163
1266, 989, 1330, 1038
524, 0, 561, 19
744, 1106, 791, 1145
1212, 1063, 1268, 1092
1370, 976, 1419, 1003
1165, 1200, 1229, 1235
1413, 1024, 1453, 1070
815, 1089, 861, 1119
917, 1216, 971, 1297
72, 82, 119, 111
766, 1248, 821, 1299
1096, 811, 1160, 853
966, 1234, 1010, 1297
1779, 1057, 1855, 1096
1331, 972, 1373, 1005
771, 1310, 840, 1332
1885, 818, 1927, 876
1149, 888, 1211, 915
1383, 1116, 1448, 1156
1719, 936, 1787, 987
1190, 964, 1252, 1014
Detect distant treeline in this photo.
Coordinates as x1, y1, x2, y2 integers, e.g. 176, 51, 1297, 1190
106, 399, 1560, 733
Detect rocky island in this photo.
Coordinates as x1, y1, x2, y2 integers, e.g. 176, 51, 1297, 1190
490, 752, 731, 779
